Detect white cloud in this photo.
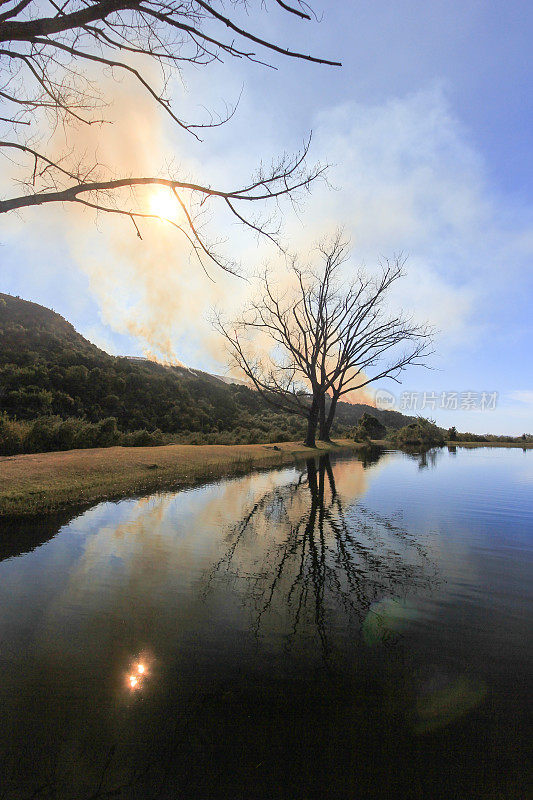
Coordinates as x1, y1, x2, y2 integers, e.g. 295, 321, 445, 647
508, 391, 533, 406
282, 88, 531, 354
186, 87, 498, 359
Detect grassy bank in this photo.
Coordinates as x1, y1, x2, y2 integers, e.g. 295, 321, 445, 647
0, 439, 357, 518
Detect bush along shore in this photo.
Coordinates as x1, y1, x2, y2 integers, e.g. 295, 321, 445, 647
352, 414, 533, 449
0, 439, 359, 519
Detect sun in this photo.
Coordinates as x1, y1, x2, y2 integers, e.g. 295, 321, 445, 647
148, 187, 180, 220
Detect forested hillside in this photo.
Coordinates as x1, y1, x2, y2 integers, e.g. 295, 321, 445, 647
0, 293, 414, 453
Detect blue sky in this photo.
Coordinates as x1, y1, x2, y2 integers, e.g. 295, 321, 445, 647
1, 0, 532, 433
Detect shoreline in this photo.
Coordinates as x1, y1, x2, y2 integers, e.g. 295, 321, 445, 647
0, 439, 359, 519
1, 439, 530, 520
446, 440, 532, 449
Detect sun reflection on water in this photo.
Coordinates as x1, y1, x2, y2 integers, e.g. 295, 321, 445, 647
126, 657, 150, 692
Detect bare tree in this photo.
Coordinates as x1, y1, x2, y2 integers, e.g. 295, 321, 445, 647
312, 237, 434, 441
0, 1, 340, 273
216, 233, 433, 446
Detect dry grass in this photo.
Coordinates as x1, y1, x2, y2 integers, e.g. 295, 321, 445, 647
0, 439, 357, 518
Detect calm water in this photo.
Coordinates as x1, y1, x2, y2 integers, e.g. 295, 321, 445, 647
0, 446, 531, 799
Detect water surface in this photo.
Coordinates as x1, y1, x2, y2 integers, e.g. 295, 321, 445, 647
0, 446, 531, 799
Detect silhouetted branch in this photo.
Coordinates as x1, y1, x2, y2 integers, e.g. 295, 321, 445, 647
216, 232, 434, 441
0, 1, 339, 269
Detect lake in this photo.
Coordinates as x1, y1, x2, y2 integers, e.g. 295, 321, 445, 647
0, 446, 531, 799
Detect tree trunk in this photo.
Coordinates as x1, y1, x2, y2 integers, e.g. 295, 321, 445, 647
320, 393, 338, 441
304, 395, 319, 447
318, 393, 328, 441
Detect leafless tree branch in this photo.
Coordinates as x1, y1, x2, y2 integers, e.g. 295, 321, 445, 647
216, 233, 434, 444
0, 1, 340, 270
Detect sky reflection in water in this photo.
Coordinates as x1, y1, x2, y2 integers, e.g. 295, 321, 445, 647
0, 446, 531, 799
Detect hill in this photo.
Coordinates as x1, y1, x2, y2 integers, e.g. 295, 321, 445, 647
0, 293, 415, 452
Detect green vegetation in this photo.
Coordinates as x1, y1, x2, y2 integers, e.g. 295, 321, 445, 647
447, 428, 533, 445
0, 412, 167, 455
0, 293, 413, 455
352, 413, 387, 442
390, 417, 445, 448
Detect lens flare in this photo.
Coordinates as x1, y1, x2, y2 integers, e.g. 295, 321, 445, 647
362, 597, 418, 645
149, 187, 180, 220
414, 673, 487, 734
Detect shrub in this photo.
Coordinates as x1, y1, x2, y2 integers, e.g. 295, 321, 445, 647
25, 416, 60, 452
0, 412, 29, 455
54, 417, 89, 450
150, 428, 164, 446
353, 413, 387, 442
268, 427, 290, 443
96, 417, 120, 447
123, 428, 164, 447
390, 417, 445, 449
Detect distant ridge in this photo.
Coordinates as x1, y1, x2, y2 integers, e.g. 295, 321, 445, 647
122, 356, 251, 387
0, 293, 415, 439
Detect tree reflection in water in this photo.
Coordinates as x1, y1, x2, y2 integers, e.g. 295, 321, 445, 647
402, 447, 443, 470
204, 453, 438, 658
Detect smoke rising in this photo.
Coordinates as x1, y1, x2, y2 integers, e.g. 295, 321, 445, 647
4, 73, 489, 394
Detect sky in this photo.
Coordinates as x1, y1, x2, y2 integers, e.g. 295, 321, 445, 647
1, 0, 532, 434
